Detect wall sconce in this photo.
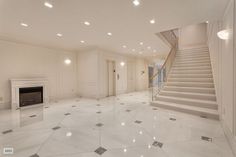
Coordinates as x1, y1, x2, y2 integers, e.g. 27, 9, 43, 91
120, 62, 125, 67
64, 59, 71, 65
217, 29, 230, 40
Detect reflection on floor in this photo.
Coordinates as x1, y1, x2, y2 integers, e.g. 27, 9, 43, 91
0, 91, 234, 157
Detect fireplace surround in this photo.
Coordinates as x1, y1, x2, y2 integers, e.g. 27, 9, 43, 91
11, 78, 49, 110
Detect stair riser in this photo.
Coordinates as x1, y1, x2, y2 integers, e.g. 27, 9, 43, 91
156, 96, 217, 109
166, 82, 214, 88
151, 102, 219, 120
169, 74, 213, 78
175, 60, 211, 65
174, 62, 211, 66
160, 92, 216, 101
172, 67, 212, 71
170, 71, 212, 75
163, 87, 215, 94
168, 78, 213, 83
176, 55, 210, 60
176, 52, 209, 56
175, 58, 210, 63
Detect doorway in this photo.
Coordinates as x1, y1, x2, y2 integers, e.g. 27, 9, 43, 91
107, 60, 116, 96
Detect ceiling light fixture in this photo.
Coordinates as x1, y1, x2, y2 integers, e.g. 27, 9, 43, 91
147, 46, 151, 49
57, 33, 62, 37
66, 132, 72, 137
153, 49, 157, 53
140, 42, 143, 45
217, 29, 229, 40
20, 23, 28, 27
80, 40, 85, 43
84, 21, 90, 26
133, 0, 140, 6
132, 49, 136, 52
123, 45, 127, 48
44, 2, 53, 8
139, 51, 143, 54
206, 21, 209, 24
107, 32, 112, 36
150, 19, 155, 24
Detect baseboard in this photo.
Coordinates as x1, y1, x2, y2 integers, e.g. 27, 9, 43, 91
222, 120, 236, 156
0, 102, 11, 110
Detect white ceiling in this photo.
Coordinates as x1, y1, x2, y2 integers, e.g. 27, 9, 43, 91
0, 0, 229, 57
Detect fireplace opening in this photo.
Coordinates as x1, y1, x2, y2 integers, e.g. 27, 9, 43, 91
19, 87, 43, 107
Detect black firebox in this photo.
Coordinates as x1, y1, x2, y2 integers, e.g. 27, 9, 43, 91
19, 86, 43, 107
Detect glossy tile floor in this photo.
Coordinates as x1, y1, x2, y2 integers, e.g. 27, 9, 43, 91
0, 91, 235, 157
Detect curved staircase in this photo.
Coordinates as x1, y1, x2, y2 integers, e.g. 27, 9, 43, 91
151, 47, 219, 120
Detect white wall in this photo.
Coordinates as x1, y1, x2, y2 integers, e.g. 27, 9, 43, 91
179, 23, 208, 50
77, 48, 149, 99
0, 40, 78, 109
207, 0, 236, 154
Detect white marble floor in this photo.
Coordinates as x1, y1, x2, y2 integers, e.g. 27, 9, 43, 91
0, 91, 235, 157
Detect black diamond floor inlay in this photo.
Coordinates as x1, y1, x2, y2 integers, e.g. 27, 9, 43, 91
120, 103, 125, 105
96, 123, 104, 127
52, 126, 61, 130
64, 113, 71, 116
142, 102, 147, 104
30, 154, 40, 157
29, 115, 37, 118
94, 147, 107, 155
44, 106, 49, 109
72, 105, 76, 107
152, 108, 158, 110
201, 136, 212, 142
96, 104, 101, 106
96, 111, 102, 114
152, 141, 163, 148
200, 115, 207, 119
126, 109, 131, 112
169, 118, 176, 121
2, 129, 13, 134
135, 120, 142, 124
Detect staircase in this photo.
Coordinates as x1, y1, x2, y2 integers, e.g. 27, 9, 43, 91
151, 47, 219, 120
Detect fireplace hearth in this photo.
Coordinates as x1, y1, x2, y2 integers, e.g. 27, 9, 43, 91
19, 87, 43, 107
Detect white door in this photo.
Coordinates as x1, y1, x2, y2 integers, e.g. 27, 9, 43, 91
127, 61, 135, 92
107, 60, 116, 96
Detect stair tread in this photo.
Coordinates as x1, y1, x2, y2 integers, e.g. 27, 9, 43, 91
152, 100, 219, 115
164, 86, 215, 90
157, 95, 217, 105
161, 90, 216, 97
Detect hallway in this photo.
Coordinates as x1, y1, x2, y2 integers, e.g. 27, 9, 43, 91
0, 92, 234, 157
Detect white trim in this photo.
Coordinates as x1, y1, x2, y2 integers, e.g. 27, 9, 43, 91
10, 78, 49, 110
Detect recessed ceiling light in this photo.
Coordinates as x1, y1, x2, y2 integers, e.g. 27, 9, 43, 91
44, 2, 53, 8
80, 40, 85, 43
20, 23, 28, 27
107, 32, 112, 36
147, 46, 151, 49
66, 132, 72, 137
132, 49, 136, 52
139, 51, 143, 54
123, 148, 127, 152
84, 21, 90, 26
150, 19, 155, 24
140, 42, 143, 45
153, 49, 157, 53
123, 45, 127, 48
206, 21, 209, 24
57, 33, 62, 37
133, 0, 140, 6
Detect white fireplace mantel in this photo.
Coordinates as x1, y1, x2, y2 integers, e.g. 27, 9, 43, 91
10, 78, 49, 110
